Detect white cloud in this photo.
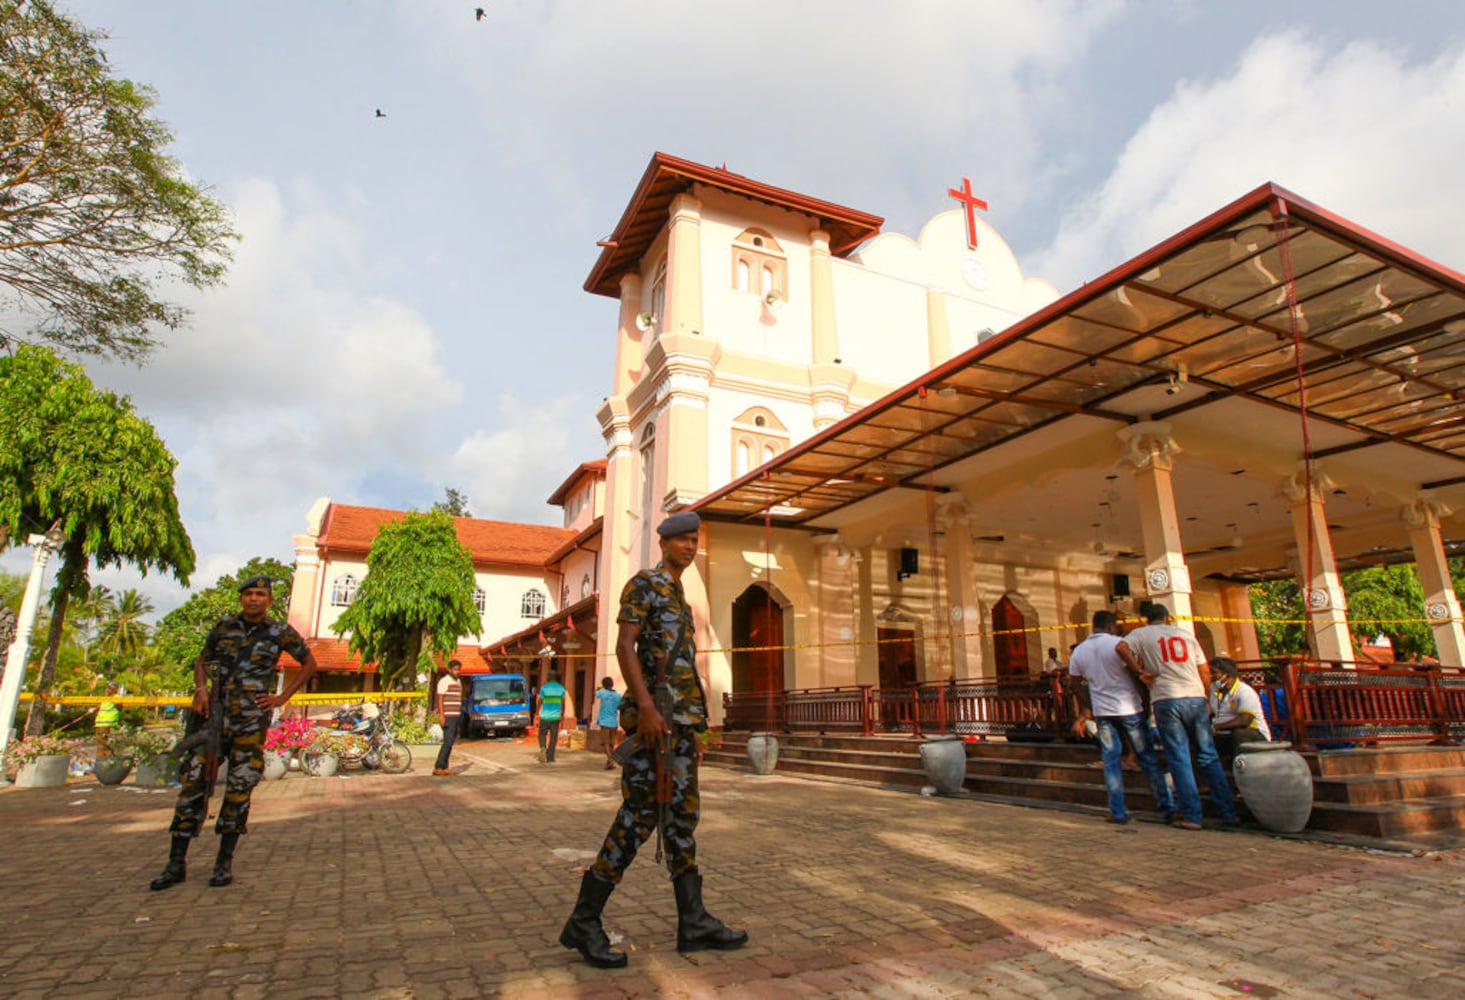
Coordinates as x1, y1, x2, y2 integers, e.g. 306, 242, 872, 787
1031, 33, 1465, 290
86, 178, 464, 612
445, 394, 586, 526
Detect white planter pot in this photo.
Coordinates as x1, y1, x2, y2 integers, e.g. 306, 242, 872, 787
746, 733, 779, 775
1232, 741, 1314, 833
133, 759, 172, 786
303, 752, 340, 777
15, 754, 71, 788
263, 749, 291, 781
919, 735, 967, 796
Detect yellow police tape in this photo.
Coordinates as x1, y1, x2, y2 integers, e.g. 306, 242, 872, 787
18, 612, 1458, 704
18, 691, 425, 708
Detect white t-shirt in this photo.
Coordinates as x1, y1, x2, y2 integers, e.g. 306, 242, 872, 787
1210, 679, 1272, 740
1068, 633, 1145, 717
1123, 623, 1207, 702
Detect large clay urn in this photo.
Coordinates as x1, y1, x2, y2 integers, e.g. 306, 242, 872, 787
746, 732, 779, 775
919, 734, 967, 796
1232, 741, 1314, 833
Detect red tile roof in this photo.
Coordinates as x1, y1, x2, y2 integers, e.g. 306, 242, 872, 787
304, 638, 491, 674
547, 460, 607, 506
316, 504, 573, 568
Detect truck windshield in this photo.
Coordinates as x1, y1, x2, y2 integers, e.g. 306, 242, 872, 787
472, 677, 526, 704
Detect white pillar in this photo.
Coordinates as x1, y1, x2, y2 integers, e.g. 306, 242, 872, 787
1282, 463, 1354, 663
1, 528, 64, 762
1117, 422, 1195, 627
1403, 497, 1465, 666
936, 495, 983, 678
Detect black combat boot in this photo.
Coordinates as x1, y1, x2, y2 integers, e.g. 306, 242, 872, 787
559, 870, 627, 968
673, 869, 748, 953
208, 832, 239, 887
148, 835, 190, 891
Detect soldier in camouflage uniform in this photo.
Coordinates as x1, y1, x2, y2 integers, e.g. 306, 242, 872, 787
560, 511, 747, 968
149, 575, 318, 891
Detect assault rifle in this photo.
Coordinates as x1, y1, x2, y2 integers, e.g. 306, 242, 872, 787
170, 667, 225, 807
651, 676, 675, 863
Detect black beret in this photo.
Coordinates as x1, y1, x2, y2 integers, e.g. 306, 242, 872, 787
237, 574, 275, 593
656, 511, 701, 538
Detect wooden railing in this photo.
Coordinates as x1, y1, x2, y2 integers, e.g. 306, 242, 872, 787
723, 660, 1465, 749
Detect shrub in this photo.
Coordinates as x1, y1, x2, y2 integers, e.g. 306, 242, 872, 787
386, 713, 432, 744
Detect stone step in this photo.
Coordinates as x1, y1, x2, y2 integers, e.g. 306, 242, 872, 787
1311, 767, 1465, 805
1308, 745, 1465, 778
1307, 794, 1465, 840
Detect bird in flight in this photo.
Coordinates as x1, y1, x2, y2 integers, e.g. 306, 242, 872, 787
475, 7, 486, 20
375, 108, 386, 118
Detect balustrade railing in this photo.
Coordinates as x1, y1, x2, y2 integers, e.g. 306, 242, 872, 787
722, 659, 1465, 750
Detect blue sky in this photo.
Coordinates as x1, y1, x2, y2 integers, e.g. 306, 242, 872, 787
7, 0, 1465, 615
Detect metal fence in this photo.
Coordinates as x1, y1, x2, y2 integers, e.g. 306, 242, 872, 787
723, 659, 1465, 749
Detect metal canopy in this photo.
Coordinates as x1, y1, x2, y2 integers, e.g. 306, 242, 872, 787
694, 183, 1465, 527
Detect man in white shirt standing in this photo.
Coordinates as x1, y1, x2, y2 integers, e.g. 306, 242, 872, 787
1119, 603, 1238, 831
1069, 611, 1174, 825
1209, 656, 1271, 756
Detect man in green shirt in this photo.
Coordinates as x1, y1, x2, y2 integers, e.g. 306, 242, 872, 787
537, 670, 567, 764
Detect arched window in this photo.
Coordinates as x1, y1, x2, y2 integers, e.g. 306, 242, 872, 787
730, 407, 789, 479
521, 588, 547, 619
580, 574, 593, 600
649, 258, 667, 331
473, 587, 487, 614
730, 228, 786, 297
330, 574, 358, 607
639, 424, 656, 566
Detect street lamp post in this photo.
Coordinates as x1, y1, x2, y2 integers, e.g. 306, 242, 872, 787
0, 525, 64, 767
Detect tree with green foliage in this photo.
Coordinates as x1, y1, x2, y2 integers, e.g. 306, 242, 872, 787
0, 346, 193, 735
152, 556, 293, 669
431, 487, 472, 518
95, 587, 153, 658
1251, 560, 1459, 661
0, 0, 236, 361
331, 510, 477, 691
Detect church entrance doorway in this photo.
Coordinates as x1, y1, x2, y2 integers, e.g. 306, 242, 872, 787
732, 584, 785, 696
877, 626, 918, 728
992, 595, 1030, 679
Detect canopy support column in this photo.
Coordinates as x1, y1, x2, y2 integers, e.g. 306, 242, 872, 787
1283, 463, 1353, 663
1404, 498, 1465, 667
1118, 422, 1195, 627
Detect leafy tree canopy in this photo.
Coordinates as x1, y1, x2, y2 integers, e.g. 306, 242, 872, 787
152, 555, 293, 668
0, 0, 236, 361
0, 345, 192, 733
431, 487, 472, 518
1251, 559, 1461, 661
331, 510, 477, 690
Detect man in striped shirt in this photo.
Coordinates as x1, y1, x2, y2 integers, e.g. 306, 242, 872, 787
433, 660, 464, 776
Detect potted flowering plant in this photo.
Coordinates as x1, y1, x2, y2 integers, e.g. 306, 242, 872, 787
4, 735, 86, 788
122, 728, 179, 786
302, 728, 363, 777
263, 716, 313, 779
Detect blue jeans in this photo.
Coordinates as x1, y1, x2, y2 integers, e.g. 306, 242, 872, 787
1153, 697, 1237, 824
1096, 713, 1174, 822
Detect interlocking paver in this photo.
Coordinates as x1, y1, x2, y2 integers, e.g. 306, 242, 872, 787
3, 739, 1465, 997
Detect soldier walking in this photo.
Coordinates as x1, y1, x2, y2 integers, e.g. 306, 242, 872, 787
559, 511, 747, 967
149, 575, 318, 890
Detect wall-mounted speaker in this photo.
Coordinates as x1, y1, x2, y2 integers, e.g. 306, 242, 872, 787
1111, 573, 1131, 598
897, 547, 919, 581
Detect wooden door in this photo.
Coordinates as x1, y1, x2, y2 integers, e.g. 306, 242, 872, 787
992, 596, 1029, 679
732, 586, 785, 695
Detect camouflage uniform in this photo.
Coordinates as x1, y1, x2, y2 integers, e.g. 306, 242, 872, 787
590, 564, 709, 883
168, 615, 309, 838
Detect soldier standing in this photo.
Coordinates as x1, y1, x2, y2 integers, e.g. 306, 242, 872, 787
559, 511, 747, 967
149, 575, 318, 890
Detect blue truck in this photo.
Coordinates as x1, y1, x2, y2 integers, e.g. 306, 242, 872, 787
465, 672, 532, 738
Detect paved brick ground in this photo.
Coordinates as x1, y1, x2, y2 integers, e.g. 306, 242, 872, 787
2, 738, 1463, 999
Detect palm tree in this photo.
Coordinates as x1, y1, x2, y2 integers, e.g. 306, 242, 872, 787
96, 589, 155, 659
70, 585, 116, 661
